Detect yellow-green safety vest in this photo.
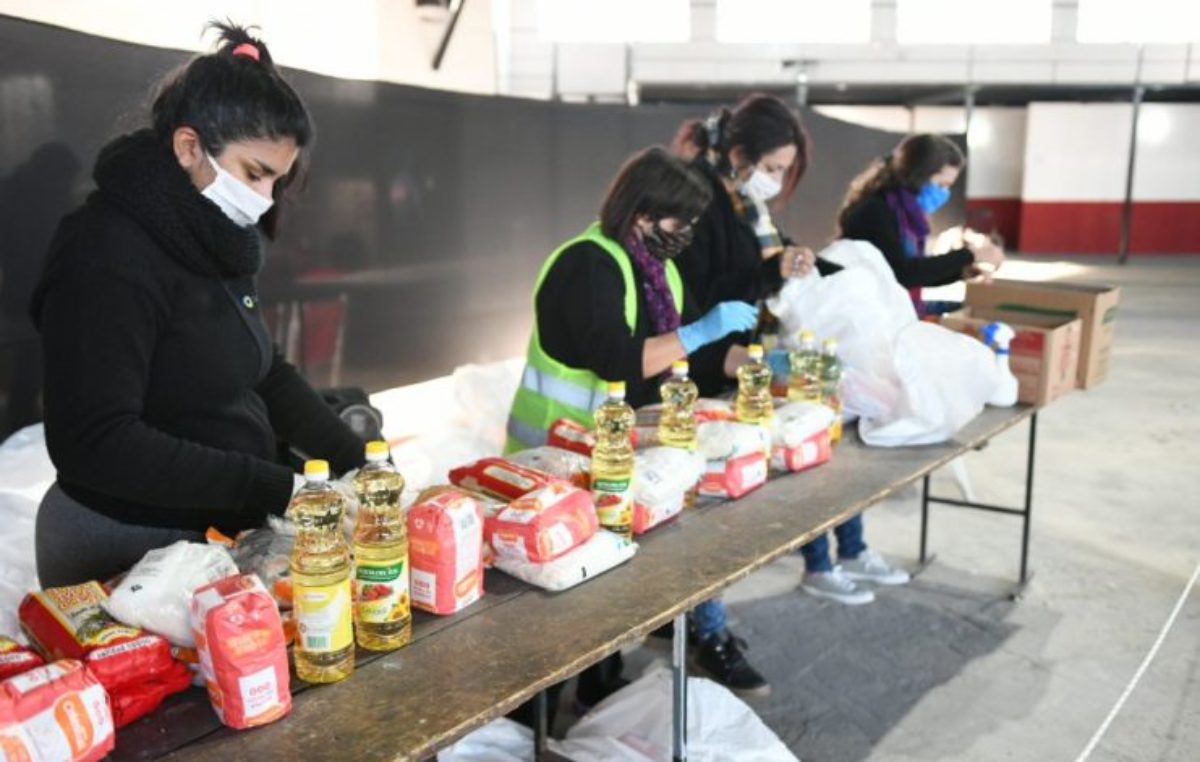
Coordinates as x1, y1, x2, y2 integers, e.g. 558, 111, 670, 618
505, 222, 684, 453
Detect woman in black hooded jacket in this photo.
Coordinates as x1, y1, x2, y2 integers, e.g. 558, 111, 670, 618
31, 23, 365, 586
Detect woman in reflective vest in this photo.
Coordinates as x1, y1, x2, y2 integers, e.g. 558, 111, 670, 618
506, 147, 758, 452
505, 147, 770, 700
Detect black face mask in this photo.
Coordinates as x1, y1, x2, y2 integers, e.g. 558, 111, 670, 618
643, 222, 694, 261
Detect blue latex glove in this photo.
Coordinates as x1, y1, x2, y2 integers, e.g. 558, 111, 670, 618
765, 348, 791, 380
677, 301, 759, 354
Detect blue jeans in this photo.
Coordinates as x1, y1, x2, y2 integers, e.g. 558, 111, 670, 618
800, 514, 866, 573
691, 599, 727, 643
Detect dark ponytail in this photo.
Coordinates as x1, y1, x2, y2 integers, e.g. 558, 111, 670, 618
673, 93, 810, 203
837, 133, 965, 234
150, 21, 314, 236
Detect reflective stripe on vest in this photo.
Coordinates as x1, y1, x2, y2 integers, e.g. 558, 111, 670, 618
504, 222, 684, 453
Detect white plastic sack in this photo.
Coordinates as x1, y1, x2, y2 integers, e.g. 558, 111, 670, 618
558, 665, 797, 762
695, 422, 770, 461
104, 541, 238, 646
858, 321, 998, 446
0, 425, 56, 641
770, 402, 836, 448
768, 239, 998, 446
493, 530, 636, 592
437, 718, 535, 762
633, 448, 704, 506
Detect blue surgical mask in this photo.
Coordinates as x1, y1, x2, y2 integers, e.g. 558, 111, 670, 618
916, 182, 951, 214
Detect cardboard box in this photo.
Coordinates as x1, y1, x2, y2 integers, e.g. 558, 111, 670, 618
966, 280, 1119, 389
941, 307, 1083, 407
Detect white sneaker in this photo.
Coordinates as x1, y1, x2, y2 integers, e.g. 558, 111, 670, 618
840, 549, 911, 586
801, 567, 875, 605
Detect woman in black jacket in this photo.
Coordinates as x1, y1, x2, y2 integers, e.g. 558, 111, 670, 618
31, 24, 365, 587
839, 133, 1005, 316
671, 93, 832, 394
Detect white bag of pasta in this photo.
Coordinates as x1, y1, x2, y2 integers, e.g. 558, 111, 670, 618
104, 541, 238, 647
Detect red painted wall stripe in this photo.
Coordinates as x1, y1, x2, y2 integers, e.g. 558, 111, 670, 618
966, 198, 1022, 248
1018, 201, 1200, 254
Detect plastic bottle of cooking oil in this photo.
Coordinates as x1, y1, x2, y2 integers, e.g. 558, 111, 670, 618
352, 441, 410, 652
591, 382, 635, 540
290, 459, 354, 683
787, 330, 822, 403
659, 360, 698, 450
735, 344, 774, 425
819, 338, 845, 444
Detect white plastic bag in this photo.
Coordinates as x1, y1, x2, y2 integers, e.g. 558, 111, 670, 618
437, 718, 535, 762
0, 425, 57, 640
493, 530, 636, 592
558, 665, 797, 762
104, 541, 238, 646
695, 422, 770, 461
769, 402, 836, 447
634, 447, 704, 506
768, 239, 999, 446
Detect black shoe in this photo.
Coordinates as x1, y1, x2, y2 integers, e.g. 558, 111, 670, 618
693, 632, 770, 697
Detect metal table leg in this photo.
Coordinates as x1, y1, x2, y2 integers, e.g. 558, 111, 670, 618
534, 689, 548, 761
672, 613, 688, 762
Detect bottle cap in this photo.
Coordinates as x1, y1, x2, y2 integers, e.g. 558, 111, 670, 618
822, 338, 838, 352
607, 381, 626, 399
365, 441, 389, 462
799, 329, 815, 342
748, 344, 763, 360
304, 460, 330, 482
671, 360, 689, 376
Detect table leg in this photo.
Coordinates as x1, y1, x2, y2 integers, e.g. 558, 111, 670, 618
672, 613, 688, 762
919, 474, 932, 565
1012, 412, 1039, 599
534, 689, 548, 761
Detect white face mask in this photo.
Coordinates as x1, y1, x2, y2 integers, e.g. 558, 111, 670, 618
739, 167, 783, 202
201, 152, 273, 227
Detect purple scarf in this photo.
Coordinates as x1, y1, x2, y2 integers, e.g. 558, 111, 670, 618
625, 233, 681, 335
883, 187, 932, 315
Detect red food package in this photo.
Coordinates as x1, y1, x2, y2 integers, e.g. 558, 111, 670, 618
449, 457, 557, 501
407, 491, 485, 615
770, 428, 833, 473
547, 418, 596, 456
0, 637, 44, 682
190, 574, 291, 730
698, 451, 768, 499
107, 660, 192, 728
0, 659, 115, 762
19, 582, 178, 694
548, 418, 640, 456
488, 482, 598, 564
505, 446, 591, 490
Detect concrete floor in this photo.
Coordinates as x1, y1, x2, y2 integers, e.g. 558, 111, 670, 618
627, 256, 1200, 761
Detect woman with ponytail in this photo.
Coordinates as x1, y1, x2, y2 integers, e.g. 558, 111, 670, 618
31, 23, 366, 585
838, 133, 1005, 316
671, 93, 831, 395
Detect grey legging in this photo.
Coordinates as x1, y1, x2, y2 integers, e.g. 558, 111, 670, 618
35, 483, 204, 588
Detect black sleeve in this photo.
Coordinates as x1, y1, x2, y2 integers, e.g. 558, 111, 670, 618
39, 265, 295, 524
536, 243, 645, 384
678, 206, 762, 312
842, 196, 974, 289
256, 352, 366, 475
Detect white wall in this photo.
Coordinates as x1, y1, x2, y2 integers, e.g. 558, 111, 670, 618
1131, 104, 1200, 201
1022, 103, 1132, 201
0, 0, 498, 94
504, 0, 1200, 99
814, 105, 1028, 198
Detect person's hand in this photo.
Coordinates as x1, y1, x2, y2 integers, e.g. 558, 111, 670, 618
962, 264, 995, 284
677, 301, 758, 354
969, 240, 1005, 269
779, 245, 816, 278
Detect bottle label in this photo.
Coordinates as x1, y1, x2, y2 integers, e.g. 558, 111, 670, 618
294, 579, 353, 653
355, 559, 410, 625
592, 479, 632, 529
